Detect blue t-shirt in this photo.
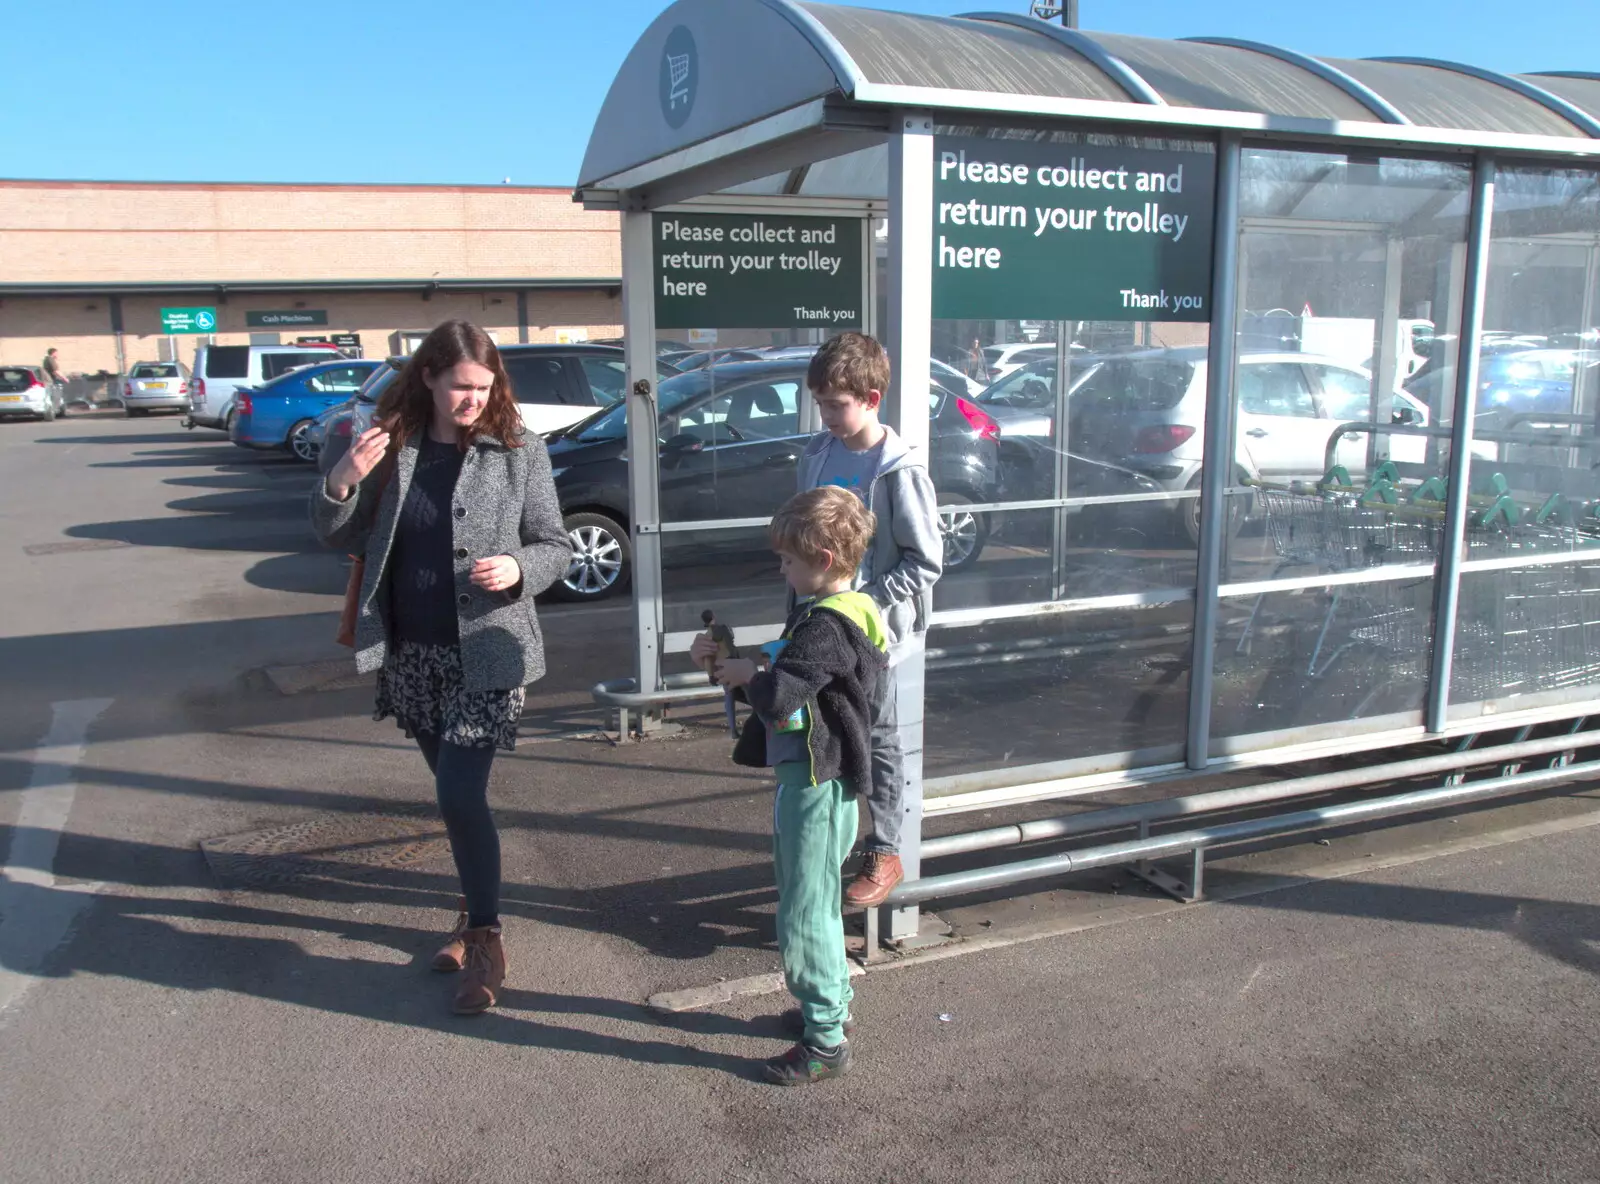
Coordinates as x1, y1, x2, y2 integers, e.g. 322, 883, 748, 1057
814, 436, 883, 507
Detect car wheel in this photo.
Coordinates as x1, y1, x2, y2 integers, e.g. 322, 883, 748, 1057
224, 407, 237, 435
40, 400, 56, 423
288, 419, 319, 463
553, 512, 631, 602
937, 493, 988, 573
1180, 474, 1248, 547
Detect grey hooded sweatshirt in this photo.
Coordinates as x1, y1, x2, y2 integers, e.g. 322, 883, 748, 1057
796, 425, 943, 655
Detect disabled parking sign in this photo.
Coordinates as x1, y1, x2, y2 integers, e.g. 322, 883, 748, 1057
160, 307, 219, 334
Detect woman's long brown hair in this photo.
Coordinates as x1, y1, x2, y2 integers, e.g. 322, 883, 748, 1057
374, 319, 524, 449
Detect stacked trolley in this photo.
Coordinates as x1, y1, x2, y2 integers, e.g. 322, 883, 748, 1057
1241, 461, 1600, 706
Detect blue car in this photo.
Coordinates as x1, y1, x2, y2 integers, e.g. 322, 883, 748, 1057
230, 359, 381, 461
1477, 349, 1599, 415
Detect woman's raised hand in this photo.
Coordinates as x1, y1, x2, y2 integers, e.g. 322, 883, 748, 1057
327, 426, 392, 501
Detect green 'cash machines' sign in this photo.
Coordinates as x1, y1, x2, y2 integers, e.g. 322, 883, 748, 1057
932, 136, 1216, 322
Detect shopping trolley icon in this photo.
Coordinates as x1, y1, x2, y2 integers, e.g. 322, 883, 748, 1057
667, 52, 691, 109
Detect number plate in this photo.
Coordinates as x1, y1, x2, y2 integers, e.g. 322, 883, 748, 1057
0, 395, 22, 402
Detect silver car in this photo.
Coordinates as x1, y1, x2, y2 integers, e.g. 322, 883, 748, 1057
0, 366, 65, 421
124, 361, 191, 416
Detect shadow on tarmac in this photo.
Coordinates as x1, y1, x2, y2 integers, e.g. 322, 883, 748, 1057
0, 876, 768, 1080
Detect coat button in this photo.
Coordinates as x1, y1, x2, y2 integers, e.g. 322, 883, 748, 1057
458, 593, 470, 606
454, 506, 467, 519
455, 547, 468, 559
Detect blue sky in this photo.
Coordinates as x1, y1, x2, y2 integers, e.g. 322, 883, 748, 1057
5, 0, 1596, 187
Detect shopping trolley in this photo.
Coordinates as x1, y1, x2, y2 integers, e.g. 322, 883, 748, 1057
1451, 492, 1600, 703
667, 53, 691, 109
1239, 469, 1444, 679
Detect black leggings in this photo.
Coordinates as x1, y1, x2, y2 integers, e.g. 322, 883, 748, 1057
415, 734, 501, 929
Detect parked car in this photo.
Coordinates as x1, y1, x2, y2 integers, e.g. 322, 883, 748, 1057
230, 359, 382, 460
123, 361, 192, 416
348, 345, 681, 438
543, 359, 1002, 601
188, 343, 344, 431
1472, 348, 1600, 415
978, 349, 1430, 542
757, 344, 986, 399
0, 365, 65, 421
983, 342, 1059, 383
671, 347, 766, 371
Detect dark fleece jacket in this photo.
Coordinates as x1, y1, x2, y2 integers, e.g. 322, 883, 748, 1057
732, 600, 887, 790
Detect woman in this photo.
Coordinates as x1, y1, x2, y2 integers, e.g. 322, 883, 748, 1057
311, 320, 571, 1015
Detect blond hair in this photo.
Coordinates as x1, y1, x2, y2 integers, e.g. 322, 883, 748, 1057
769, 486, 876, 579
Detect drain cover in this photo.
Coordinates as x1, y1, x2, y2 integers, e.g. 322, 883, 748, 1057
24, 539, 131, 556
200, 813, 450, 891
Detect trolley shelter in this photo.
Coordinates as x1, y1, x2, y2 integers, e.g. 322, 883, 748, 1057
578, 0, 1600, 944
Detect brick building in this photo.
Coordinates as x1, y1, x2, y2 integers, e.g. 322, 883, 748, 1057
0, 180, 622, 380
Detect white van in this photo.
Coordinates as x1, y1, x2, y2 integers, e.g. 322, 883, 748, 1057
187, 343, 343, 431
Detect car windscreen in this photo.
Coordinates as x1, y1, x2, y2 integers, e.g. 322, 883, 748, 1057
131, 364, 180, 378
1073, 356, 1195, 412
263, 351, 337, 381
573, 369, 749, 443
978, 361, 1059, 410
0, 368, 34, 392
358, 365, 400, 405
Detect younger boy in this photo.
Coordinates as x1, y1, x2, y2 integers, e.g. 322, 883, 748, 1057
800, 332, 942, 907
714, 486, 888, 1085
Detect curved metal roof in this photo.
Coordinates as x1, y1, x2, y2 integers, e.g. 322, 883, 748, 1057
579, 0, 1600, 195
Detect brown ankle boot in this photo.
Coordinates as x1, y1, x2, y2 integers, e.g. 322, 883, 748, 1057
452, 925, 506, 1015
431, 897, 469, 972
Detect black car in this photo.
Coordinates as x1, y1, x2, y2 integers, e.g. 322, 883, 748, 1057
545, 359, 1002, 601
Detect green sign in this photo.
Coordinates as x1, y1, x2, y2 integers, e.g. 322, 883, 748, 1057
654, 212, 863, 330
160, 306, 218, 334
932, 136, 1216, 322
247, 309, 328, 328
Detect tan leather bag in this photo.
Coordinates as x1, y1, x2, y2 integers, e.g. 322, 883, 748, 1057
333, 461, 394, 648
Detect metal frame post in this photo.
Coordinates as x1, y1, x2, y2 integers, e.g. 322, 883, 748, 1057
1373, 235, 1405, 472
621, 207, 663, 718
882, 109, 935, 942
1426, 154, 1497, 734
1186, 132, 1244, 770
1050, 326, 1074, 600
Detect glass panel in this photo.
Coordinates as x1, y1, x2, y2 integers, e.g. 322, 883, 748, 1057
924, 605, 1193, 782
1226, 149, 1472, 594
1449, 560, 1600, 719
923, 127, 1214, 771
661, 525, 789, 658
1452, 163, 1600, 718
1211, 574, 1433, 751
933, 504, 1195, 614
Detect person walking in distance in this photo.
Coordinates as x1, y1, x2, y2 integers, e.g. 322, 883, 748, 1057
42, 347, 65, 387
310, 319, 571, 1015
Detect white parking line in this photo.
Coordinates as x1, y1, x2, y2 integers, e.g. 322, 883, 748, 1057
0, 698, 111, 1017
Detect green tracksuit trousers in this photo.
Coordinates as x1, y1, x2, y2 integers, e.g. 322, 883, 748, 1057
772, 762, 857, 1049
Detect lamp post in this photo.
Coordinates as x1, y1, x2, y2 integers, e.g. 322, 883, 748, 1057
1028, 0, 1080, 26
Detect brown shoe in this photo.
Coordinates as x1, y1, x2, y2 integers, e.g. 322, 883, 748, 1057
431, 897, 469, 972
844, 852, 903, 909
452, 925, 506, 1015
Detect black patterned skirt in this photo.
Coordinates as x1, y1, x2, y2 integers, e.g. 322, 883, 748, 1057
374, 639, 525, 752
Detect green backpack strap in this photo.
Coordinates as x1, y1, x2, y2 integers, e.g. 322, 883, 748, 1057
812, 591, 889, 653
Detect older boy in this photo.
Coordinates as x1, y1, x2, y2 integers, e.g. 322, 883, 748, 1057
799, 332, 942, 907
715, 487, 887, 1084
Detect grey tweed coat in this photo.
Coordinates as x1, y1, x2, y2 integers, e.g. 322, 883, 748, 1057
310, 429, 572, 691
